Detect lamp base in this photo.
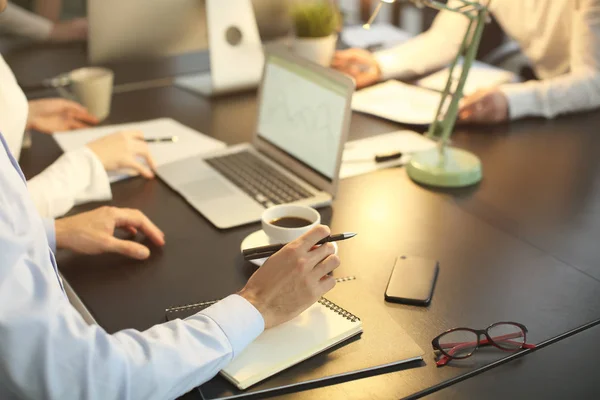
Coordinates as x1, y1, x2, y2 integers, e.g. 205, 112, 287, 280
407, 147, 482, 188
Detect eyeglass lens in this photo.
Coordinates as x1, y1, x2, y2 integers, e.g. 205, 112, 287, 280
487, 323, 525, 350
438, 329, 479, 359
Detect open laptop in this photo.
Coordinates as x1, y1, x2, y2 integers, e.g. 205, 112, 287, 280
156, 49, 355, 229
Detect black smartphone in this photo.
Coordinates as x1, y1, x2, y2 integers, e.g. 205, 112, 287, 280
385, 256, 439, 306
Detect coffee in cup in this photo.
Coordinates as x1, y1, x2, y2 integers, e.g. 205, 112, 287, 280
261, 205, 320, 244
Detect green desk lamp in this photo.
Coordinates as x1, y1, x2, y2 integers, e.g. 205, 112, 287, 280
365, 0, 490, 187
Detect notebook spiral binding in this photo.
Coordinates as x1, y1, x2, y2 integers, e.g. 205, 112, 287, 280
318, 298, 360, 322
165, 277, 358, 316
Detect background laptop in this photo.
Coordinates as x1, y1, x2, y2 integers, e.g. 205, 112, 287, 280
156, 49, 355, 229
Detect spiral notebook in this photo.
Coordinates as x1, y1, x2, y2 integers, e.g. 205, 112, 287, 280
224, 298, 362, 389
167, 281, 424, 399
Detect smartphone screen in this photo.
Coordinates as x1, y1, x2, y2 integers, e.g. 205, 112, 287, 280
385, 256, 439, 306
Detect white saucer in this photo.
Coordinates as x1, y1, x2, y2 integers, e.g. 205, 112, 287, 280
241, 230, 339, 267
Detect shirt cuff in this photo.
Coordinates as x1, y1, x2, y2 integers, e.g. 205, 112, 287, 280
374, 48, 403, 81
195, 295, 264, 359
499, 82, 540, 120
42, 217, 56, 252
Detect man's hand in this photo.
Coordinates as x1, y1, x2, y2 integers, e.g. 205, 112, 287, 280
86, 131, 158, 179
55, 207, 165, 260
27, 98, 99, 133
458, 88, 509, 124
49, 18, 88, 43
331, 48, 381, 89
239, 225, 341, 329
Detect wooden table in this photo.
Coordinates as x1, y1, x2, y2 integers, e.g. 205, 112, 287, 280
425, 322, 600, 399
10, 46, 600, 399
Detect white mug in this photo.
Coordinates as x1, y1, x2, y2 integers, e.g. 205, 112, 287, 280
51, 67, 114, 121
261, 204, 320, 244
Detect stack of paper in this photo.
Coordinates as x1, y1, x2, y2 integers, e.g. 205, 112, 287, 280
416, 60, 520, 96
352, 80, 443, 125
53, 118, 226, 183
341, 130, 437, 179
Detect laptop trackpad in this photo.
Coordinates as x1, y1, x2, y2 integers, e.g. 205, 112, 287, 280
180, 178, 235, 201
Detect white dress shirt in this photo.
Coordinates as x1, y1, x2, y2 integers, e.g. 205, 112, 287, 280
0, 132, 265, 399
374, 0, 600, 120
0, 53, 112, 218
0, 3, 53, 41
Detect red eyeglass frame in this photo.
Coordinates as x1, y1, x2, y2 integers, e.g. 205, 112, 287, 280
431, 321, 537, 367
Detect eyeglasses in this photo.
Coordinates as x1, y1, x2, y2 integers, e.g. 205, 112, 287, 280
432, 322, 537, 367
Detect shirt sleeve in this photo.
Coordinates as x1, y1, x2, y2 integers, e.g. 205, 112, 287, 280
0, 3, 53, 41
499, 0, 600, 120
373, 0, 470, 81
0, 249, 264, 400
27, 147, 112, 218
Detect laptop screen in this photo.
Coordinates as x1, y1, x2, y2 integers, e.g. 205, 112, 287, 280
257, 54, 349, 182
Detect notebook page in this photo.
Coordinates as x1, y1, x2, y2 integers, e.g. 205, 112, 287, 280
352, 80, 442, 125
222, 300, 362, 390
53, 118, 226, 182
416, 60, 520, 96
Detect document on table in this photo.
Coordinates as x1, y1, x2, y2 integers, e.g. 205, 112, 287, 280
416, 60, 520, 96
53, 118, 226, 183
340, 130, 437, 179
341, 23, 412, 50
352, 80, 444, 125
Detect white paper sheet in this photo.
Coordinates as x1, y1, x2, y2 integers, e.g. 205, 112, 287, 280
341, 23, 412, 50
341, 130, 437, 179
352, 80, 443, 125
53, 118, 226, 183
416, 60, 520, 96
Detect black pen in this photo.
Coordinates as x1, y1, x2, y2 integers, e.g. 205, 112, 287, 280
144, 136, 178, 143
243, 232, 357, 261
344, 151, 403, 163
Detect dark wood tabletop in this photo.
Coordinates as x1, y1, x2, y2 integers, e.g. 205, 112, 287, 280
10, 46, 600, 399
425, 321, 600, 399
2, 41, 209, 92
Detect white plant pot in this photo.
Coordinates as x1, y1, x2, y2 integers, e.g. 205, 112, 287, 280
292, 33, 338, 66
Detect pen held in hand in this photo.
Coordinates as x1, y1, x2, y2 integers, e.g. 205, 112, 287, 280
243, 232, 357, 261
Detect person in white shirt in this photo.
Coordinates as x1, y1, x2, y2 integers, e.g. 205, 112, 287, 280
0, 45, 156, 219
333, 0, 600, 124
0, 2, 86, 42
0, 4, 341, 398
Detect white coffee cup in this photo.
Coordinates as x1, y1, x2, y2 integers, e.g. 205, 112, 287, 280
54, 67, 114, 121
261, 204, 321, 244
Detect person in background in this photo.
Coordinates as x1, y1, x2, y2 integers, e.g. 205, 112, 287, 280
333, 0, 600, 124
0, 50, 156, 219
0, 1, 86, 42
0, 6, 154, 219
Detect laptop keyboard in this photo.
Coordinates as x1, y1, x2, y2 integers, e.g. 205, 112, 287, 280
205, 150, 314, 207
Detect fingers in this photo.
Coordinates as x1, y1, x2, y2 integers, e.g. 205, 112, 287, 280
458, 89, 508, 124
59, 99, 100, 125
312, 253, 341, 281
66, 119, 91, 130
293, 225, 331, 253
131, 138, 158, 171
103, 236, 152, 260
306, 242, 336, 265
113, 208, 165, 247
319, 274, 337, 294
122, 158, 155, 178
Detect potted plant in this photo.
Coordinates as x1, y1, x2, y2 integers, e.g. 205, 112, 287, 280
290, 0, 341, 66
